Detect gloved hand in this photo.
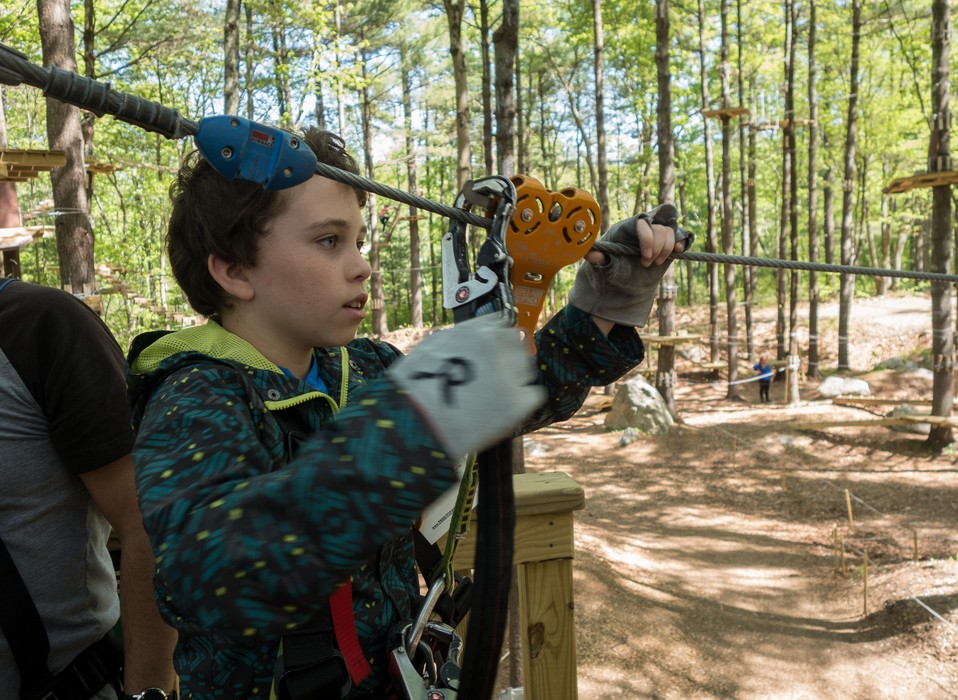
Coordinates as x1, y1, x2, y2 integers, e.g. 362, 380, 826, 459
568, 203, 694, 327
388, 315, 546, 457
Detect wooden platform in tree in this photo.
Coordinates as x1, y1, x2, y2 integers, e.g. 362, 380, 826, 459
750, 118, 815, 131
701, 106, 750, 119
883, 170, 958, 194
0, 225, 54, 250
0, 149, 122, 182
0, 149, 66, 182
643, 334, 705, 346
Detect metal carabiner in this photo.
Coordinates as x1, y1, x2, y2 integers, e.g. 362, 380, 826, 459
441, 176, 518, 326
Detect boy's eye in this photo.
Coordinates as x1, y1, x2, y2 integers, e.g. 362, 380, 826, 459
356, 239, 366, 251
317, 235, 338, 249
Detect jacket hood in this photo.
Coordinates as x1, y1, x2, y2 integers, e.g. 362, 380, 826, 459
130, 322, 282, 375
127, 322, 294, 430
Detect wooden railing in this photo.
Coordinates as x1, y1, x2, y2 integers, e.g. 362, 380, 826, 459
453, 470, 584, 700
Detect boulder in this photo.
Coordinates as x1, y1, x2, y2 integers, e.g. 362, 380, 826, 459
818, 376, 871, 398
605, 375, 673, 435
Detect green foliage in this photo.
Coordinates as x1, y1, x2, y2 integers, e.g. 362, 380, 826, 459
0, 0, 942, 347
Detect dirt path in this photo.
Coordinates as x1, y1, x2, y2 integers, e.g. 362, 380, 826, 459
519, 293, 958, 699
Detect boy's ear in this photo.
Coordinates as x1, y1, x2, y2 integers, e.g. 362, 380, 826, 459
208, 254, 255, 301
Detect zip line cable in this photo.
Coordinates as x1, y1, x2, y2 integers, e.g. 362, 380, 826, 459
3, 42, 957, 284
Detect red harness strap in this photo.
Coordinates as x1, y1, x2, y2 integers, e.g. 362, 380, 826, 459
329, 583, 373, 687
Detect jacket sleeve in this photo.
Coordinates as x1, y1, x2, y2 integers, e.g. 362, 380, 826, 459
522, 304, 645, 433
133, 362, 458, 641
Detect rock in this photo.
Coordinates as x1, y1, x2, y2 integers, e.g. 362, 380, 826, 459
818, 376, 871, 398
618, 427, 640, 447
887, 404, 931, 435
605, 375, 673, 435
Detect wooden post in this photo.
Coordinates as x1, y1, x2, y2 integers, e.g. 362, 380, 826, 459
832, 525, 839, 572
844, 488, 854, 529
454, 471, 584, 700
863, 550, 869, 615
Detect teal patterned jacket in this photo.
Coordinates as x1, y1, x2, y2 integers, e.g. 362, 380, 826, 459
127, 304, 644, 699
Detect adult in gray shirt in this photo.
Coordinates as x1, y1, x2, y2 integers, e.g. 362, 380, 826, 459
0, 279, 176, 700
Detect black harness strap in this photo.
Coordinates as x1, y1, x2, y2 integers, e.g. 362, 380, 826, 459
0, 537, 122, 700
457, 440, 515, 700
0, 536, 54, 697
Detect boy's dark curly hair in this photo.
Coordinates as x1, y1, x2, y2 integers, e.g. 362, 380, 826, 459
167, 128, 367, 317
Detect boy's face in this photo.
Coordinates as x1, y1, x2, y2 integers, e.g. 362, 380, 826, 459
239, 175, 371, 354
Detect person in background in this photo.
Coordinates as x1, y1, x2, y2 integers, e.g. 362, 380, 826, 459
127, 127, 691, 699
0, 278, 177, 700
753, 356, 774, 403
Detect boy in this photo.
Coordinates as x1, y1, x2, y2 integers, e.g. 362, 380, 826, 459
128, 128, 690, 699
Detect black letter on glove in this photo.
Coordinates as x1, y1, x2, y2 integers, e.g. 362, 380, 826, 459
410, 357, 474, 405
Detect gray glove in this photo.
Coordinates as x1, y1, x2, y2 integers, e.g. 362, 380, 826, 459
568, 203, 694, 327
388, 315, 546, 457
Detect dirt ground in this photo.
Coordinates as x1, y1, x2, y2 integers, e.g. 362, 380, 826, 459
385, 292, 957, 698
519, 293, 958, 699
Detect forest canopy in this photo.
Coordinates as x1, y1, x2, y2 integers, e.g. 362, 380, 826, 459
0, 0, 947, 351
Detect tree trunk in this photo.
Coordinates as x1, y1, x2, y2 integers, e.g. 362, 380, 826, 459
786, 0, 800, 405
224, 0, 241, 114
720, 0, 741, 400
748, 102, 759, 299
776, 0, 792, 362
655, 0, 678, 414
0, 96, 23, 278
593, 0, 611, 233
401, 47, 422, 329
360, 55, 387, 336
479, 0, 493, 175
493, 0, 518, 177
807, 0, 821, 379
697, 0, 720, 367
838, 0, 861, 371
38, 0, 95, 292
878, 162, 892, 296
823, 163, 836, 265
444, 0, 472, 188
737, 0, 753, 363
516, 44, 526, 175
928, 0, 953, 448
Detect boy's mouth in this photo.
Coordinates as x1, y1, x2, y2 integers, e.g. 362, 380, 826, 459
345, 294, 367, 310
